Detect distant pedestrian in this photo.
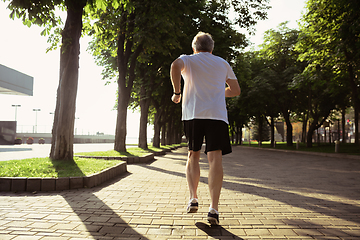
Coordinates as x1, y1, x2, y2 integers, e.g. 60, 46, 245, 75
170, 31, 241, 225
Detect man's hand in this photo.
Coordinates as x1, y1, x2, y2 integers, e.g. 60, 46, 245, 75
171, 94, 181, 104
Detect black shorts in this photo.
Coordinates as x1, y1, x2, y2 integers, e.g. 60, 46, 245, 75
183, 119, 232, 155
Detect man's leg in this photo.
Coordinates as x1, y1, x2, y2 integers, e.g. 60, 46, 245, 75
207, 150, 223, 211
186, 150, 201, 200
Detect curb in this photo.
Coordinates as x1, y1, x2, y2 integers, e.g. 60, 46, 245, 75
0, 146, 183, 193
0, 162, 127, 192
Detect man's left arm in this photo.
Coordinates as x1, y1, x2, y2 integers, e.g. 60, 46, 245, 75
225, 79, 241, 97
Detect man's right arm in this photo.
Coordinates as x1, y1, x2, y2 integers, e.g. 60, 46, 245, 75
170, 58, 184, 104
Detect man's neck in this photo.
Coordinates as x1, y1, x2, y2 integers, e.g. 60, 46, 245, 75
193, 50, 212, 54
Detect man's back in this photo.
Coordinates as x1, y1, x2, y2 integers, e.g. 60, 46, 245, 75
179, 52, 236, 124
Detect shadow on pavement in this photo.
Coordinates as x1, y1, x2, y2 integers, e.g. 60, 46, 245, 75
50, 158, 149, 240
195, 222, 244, 239
62, 173, 149, 239
141, 148, 360, 226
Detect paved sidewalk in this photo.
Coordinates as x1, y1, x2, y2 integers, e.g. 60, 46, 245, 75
0, 146, 360, 239
0, 144, 135, 161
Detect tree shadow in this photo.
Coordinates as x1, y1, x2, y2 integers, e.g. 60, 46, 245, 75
49, 159, 149, 239
50, 158, 86, 177
139, 152, 360, 225
195, 222, 244, 239
61, 173, 150, 239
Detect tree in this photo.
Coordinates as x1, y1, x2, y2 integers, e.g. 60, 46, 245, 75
50, 0, 88, 160
300, 0, 360, 145
229, 52, 261, 144
258, 22, 303, 146
88, 0, 201, 151
252, 117, 270, 142
292, 64, 341, 147
88, 0, 271, 151
5, 0, 102, 160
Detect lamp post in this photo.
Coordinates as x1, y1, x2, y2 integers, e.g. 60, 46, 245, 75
33, 109, 41, 133
11, 104, 21, 122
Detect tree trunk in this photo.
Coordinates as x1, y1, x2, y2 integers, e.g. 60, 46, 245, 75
161, 123, 166, 146
301, 112, 308, 143
153, 124, 161, 147
355, 107, 359, 145
258, 115, 262, 146
114, 48, 143, 152
306, 120, 318, 148
114, 93, 128, 152
166, 120, 173, 145
342, 107, 346, 143
50, 2, 85, 160
138, 84, 150, 149
237, 125, 242, 145
113, 11, 143, 152
152, 111, 161, 148
283, 111, 293, 146
270, 116, 275, 147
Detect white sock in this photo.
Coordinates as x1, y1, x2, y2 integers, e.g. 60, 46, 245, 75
190, 198, 198, 203
209, 207, 218, 214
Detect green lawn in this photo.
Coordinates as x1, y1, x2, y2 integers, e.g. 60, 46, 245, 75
0, 144, 185, 178
240, 141, 360, 155
75, 144, 184, 157
0, 157, 124, 178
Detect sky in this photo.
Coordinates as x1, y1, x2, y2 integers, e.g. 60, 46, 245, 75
0, 0, 306, 138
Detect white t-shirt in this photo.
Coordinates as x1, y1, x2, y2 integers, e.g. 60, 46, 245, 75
179, 52, 237, 124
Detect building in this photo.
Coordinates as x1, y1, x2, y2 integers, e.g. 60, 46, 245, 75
0, 64, 33, 144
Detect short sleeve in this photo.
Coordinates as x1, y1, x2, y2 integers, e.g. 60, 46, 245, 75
226, 62, 237, 80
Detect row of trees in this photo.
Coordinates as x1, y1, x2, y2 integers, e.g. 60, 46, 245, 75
228, 0, 360, 148
6, 0, 358, 161
4, 0, 270, 160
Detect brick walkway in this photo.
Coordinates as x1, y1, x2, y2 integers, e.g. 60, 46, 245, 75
0, 146, 360, 239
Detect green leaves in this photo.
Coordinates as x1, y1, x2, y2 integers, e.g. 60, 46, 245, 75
95, 0, 106, 10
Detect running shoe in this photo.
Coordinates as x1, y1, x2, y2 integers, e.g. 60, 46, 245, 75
207, 209, 219, 225
186, 199, 198, 213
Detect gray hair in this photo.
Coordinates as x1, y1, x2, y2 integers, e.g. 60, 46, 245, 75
192, 32, 214, 52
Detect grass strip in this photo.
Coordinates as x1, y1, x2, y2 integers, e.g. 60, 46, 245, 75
0, 144, 186, 178
0, 157, 124, 178
75, 144, 185, 157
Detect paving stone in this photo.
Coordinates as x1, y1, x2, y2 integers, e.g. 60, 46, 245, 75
27, 222, 57, 229
11, 236, 42, 240
146, 228, 172, 235
1, 146, 360, 240
98, 226, 125, 234
85, 216, 111, 223
0, 235, 16, 240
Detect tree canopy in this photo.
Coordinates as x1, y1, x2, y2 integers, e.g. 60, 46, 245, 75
6, 0, 359, 150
